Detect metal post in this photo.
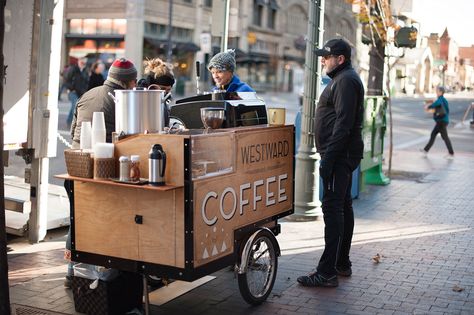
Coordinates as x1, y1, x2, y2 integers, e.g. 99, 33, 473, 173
220, 0, 230, 52
0, 0, 12, 313
291, 0, 325, 220
28, 0, 61, 243
167, 0, 173, 63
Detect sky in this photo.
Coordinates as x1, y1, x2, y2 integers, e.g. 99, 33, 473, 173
407, 0, 474, 47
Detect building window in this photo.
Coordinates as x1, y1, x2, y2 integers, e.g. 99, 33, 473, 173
267, 8, 276, 29
287, 5, 307, 35
69, 19, 126, 35
183, 0, 192, 3
145, 22, 193, 42
70, 19, 82, 34
204, 0, 212, 7
253, 0, 264, 26
97, 19, 112, 34
112, 20, 126, 35
82, 19, 97, 34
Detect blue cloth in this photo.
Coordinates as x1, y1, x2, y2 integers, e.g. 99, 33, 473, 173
211, 75, 255, 92
428, 95, 449, 124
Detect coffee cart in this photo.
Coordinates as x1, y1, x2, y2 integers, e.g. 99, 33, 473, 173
58, 123, 294, 307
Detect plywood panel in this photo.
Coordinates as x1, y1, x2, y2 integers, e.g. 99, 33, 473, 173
137, 189, 177, 266
114, 134, 187, 187
74, 182, 139, 260
193, 126, 294, 267
174, 188, 185, 268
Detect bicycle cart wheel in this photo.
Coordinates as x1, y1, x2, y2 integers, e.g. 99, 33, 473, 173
237, 229, 278, 305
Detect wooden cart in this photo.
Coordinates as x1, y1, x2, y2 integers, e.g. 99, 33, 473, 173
59, 124, 294, 306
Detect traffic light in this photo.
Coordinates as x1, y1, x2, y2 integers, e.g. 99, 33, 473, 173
394, 26, 418, 48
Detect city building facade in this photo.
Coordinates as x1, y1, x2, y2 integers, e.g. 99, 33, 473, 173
62, 0, 358, 95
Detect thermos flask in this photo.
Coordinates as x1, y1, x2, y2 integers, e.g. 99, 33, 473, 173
149, 144, 166, 186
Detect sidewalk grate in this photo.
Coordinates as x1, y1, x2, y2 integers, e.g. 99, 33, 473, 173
10, 304, 66, 315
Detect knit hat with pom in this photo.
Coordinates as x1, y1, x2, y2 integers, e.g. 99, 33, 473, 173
207, 49, 236, 72
107, 58, 137, 82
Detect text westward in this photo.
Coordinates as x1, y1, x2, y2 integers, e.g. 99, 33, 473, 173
240, 140, 290, 164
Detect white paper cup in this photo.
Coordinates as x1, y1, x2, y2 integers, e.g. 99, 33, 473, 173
92, 112, 106, 131
80, 121, 92, 150
91, 129, 106, 150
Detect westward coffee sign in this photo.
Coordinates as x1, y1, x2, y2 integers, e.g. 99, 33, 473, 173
193, 126, 294, 267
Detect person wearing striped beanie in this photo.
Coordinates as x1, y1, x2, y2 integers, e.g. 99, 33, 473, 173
65, 57, 138, 289
107, 58, 138, 89
207, 49, 254, 93
70, 58, 137, 148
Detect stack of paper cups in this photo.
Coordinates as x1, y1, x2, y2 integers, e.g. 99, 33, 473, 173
80, 121, 92, 150
91, 112, 106, 149
94, 143, 114, 159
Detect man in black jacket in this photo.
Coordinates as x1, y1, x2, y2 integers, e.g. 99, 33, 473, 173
64, 57, 89, 126
298, 38, 365, 288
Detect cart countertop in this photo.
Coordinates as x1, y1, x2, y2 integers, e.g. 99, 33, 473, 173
55, 174, 182, 191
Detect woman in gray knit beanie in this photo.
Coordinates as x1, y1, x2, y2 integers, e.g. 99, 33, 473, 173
207, 49, 254, 93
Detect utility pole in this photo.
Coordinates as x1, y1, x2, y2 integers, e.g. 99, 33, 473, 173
167, 0, 173, 63
0, 1, 11, 313
220, 0, 230, 52
211, 0, 230, 53
292, 0, 325, 220
367, 43, 385, 95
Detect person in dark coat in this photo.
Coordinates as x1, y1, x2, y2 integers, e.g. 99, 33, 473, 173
207, 49, 254, 92
64, 57, 89, 126
421, 86, 454, 158
297, 39, 365, 288
70, 58, 138, 148
87, 60, 105, 90
64, 58, 137, 289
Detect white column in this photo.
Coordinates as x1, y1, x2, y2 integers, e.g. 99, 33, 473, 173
125, 0, 145, 76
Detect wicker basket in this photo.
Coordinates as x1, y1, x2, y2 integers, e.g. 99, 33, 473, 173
64, 150, 93, 178
94, 158, 116, 179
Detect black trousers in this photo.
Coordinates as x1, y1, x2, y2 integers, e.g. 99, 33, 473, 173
317, 157, 360, 277
424, 121, 454, 154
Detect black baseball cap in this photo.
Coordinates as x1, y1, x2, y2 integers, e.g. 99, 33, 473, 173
314, 38, 352, 59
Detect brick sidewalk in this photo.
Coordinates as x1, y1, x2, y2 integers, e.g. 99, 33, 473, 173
7, 150, 474, 314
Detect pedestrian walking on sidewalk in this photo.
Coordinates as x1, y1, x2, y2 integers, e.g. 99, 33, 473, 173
87, 60, 105, 91
421, 86, 454, 159
297, 38, 364, 288
64, 57, 89, 127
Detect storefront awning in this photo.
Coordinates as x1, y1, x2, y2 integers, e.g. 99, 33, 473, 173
211, 46, 249, 62
144, 38, 200, 53
238, 52, 270, 64
65, 33, 125, 40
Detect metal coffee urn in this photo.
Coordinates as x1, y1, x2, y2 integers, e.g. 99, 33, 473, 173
149, 144, 166, 186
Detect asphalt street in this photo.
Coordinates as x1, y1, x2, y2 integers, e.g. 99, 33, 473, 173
3, 91, 474, 186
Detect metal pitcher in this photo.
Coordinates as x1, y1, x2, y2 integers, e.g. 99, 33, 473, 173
148, 144, 166, 186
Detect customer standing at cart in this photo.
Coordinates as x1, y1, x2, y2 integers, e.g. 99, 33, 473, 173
64, 58, 137, 288
207, 49, 255, 93
297, 39, 364, 288
70, 58, 138, 147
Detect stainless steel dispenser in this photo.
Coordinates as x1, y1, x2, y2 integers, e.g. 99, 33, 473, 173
148, 144, 166, 186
